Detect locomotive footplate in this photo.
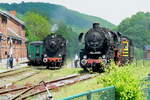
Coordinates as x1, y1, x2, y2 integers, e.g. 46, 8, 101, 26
43, 58, 62, 63
81, 59, 102, 66
87, 59, 101, 64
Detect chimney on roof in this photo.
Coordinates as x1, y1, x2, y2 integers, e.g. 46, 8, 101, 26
9, 11, 16, 16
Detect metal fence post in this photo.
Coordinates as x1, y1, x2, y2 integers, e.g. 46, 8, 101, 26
87, 92, 91, 100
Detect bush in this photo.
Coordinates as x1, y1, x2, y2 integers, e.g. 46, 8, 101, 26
97, 65, 142, 100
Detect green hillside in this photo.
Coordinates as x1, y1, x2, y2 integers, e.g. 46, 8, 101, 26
0, 2, 115, 30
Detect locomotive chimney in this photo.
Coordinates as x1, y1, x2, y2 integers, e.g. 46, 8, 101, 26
93, 23, 100, 28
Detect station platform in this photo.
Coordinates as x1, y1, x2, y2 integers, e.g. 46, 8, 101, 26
0, 58, 28, 73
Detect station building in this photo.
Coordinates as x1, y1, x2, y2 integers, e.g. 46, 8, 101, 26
0, 10, 27, 63
144, 45, 150, 59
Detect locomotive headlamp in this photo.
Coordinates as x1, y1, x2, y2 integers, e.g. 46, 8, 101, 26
83, 55, 87, 59
52, 35, 55, 38
81, 59, 87, 65
59, 54, 62, 57
102, 55, 106, 59
43, 58, 48, 63
44, 54, 47, 57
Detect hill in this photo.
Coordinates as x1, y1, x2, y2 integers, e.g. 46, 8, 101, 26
0, 2, 115, 30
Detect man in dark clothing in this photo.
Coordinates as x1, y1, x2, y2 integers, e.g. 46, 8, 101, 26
7, 54, 10, 68
9, 56, 13, 68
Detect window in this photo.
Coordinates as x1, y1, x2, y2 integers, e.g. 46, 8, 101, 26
16, 40, 22, 45
1, 15, 7, 24
7, 37, 10, 43
0, 36, 2, 42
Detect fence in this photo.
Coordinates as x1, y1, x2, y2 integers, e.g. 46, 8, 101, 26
142, 76, 150, 100
59, 86, 115, 100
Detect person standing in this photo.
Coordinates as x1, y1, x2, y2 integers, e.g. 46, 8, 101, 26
9, 55, 13, 68
7, 54, 10, 69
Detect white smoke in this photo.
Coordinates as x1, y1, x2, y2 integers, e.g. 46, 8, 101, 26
51, 24, 58, 33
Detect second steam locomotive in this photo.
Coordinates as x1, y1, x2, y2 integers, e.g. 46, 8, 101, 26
27, 33, 67, 69
79, 23, 133, 72
43, 34, 67, 68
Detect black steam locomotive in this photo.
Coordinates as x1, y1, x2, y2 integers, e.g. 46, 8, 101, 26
79, 23, 133, 72
43, 33, 67, 68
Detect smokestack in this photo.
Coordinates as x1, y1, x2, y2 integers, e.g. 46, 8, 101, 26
9, 11, 16, 16
93, 23, 100, 29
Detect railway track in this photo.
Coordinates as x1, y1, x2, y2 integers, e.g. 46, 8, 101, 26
0, 67, 40, 89
0, 73, 97, 100
0, 65, 29, 74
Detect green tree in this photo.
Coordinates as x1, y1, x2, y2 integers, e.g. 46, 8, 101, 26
116, 12, 150, 58
56, 22, 79, 58
23, 12, 51, 41
116, 12, 150, 48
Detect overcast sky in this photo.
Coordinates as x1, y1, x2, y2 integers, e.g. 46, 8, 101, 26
0, 0, 150, 25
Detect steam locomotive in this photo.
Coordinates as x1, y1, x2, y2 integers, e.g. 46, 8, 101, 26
43, 33, 67, 68
79, 23, 133, 72
27, 33, 67, 69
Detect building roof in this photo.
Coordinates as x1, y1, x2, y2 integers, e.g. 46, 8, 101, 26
0, 10, 25, 26
144, 45, 150, 51
30, 41, 43, 45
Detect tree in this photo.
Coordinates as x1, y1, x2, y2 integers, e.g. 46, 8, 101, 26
23, 12, 51, 41
116, 12, 150, 48
56, 22, 79, 58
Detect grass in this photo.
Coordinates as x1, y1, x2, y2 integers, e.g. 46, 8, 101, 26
16, 67, 83, 85
53, 61, 150, 100
52, 77, 101, 99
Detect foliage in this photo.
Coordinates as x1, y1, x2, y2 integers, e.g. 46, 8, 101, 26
97, 64, 142, 100
0, 2, 115, 29
134, 48, 143, 59
56, 22, 79, 58
23, 12, 51, 41
116, 12, 150, 48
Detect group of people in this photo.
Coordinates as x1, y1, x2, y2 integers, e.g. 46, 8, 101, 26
7, 54, 14, 69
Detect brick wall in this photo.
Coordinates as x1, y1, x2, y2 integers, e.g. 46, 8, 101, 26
0, 14, 27, 60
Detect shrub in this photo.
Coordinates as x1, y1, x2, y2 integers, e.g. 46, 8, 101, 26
97, 65, 142, 100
